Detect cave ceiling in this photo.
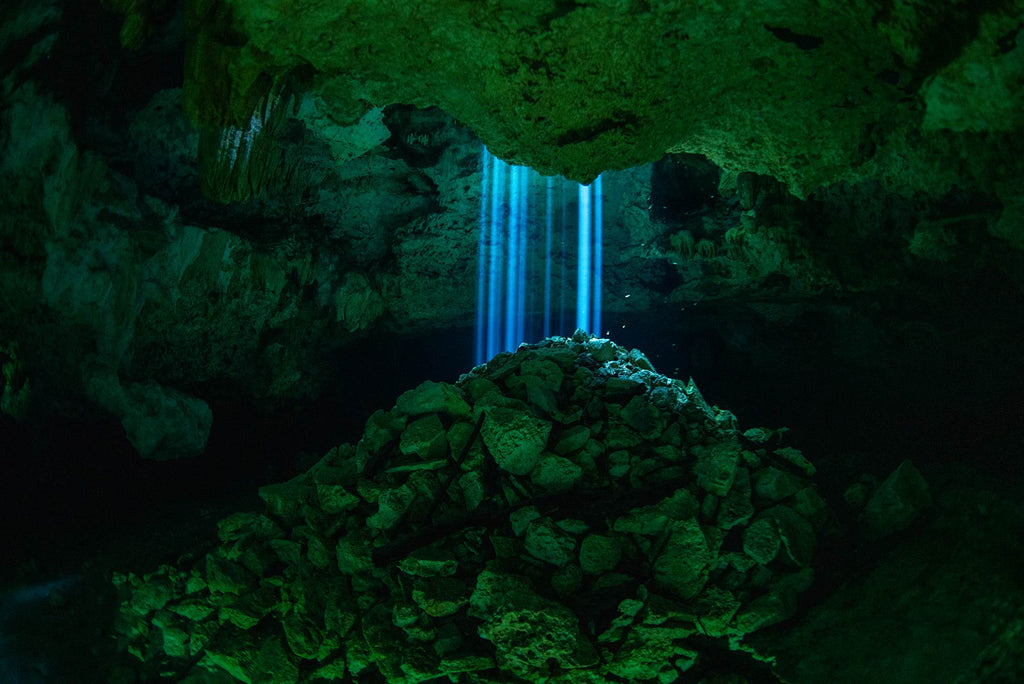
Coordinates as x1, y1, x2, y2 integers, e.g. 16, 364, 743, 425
108, 0, 1024, 199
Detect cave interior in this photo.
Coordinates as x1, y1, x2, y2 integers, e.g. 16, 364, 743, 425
1, 0, 1023, 682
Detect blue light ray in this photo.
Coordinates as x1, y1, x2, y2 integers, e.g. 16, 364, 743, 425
506, 165, 521, 353
576, 182, 592, 332
544, 176, 553, 338
476, 149, 604, 365
474, 148, 491, 366
487, 155, 506, 361
593, 175, 603, 336
517, 167, 529, 346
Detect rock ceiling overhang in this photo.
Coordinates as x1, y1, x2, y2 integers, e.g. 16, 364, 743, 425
104, 0, 1024, 198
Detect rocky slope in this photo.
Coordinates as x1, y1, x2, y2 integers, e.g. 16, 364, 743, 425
113, 335, 826, 682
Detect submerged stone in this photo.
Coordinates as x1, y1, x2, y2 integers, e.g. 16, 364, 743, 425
862, 459, 932, 539
398, 548, 459, 578
524, 518, 576, 567
579, 534, 622, 575
113, 337, 823, 682
653, 519, 712, 599
531, 453, 583, 492
480, 406, 551, 475
396, 380, 471, 418
693, 439, 742, 496
399, 413, 448, 459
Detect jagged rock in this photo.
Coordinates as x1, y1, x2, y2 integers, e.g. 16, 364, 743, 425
523, 517, 576, 567
361, 409, 408, 452
861, 459, 932, 539
113, 336, 825, 681
579, 535, 622, 576
774, 446, 817, 477
653, 519, 712, 600
614, 490, 700, 537
479, 406, 552, 476
412, 576, 469, 618
733, 568, 814, 633
607, 623, 697, 681
552, 424, 591, 455
626, 348, 656, 372
204, 554, 254, 596
753, 466, 806, 502
470, 566, 598, 678
398, 548, 458, 578
395, 380, 471, 418
619, 394, 663, 437
793, 486, 830, 530
586, 338, 618, 363
333, 272, 385, 332
743, 518, 782, 566
762, 505, 817, 567
693, 438, 742, 497
531, 453, 583, 492
742, 427, 774, 445
125, 573, 174, 616
85, 366, 213, 460
366, 483, 416, 531
314, 483, 359, 515
398, 414, 447, 460
717, 466, 755, 531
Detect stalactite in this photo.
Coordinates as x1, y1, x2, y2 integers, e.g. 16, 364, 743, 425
199, 84, 290, 203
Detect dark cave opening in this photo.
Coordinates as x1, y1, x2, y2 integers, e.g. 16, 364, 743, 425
649, 154, 722, 229
2, 1, 1024, 679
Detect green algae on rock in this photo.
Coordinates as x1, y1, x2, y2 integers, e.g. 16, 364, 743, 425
153, 0, 1024, 199
113, 334, 826, 681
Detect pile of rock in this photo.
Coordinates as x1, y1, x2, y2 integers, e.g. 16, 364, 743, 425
113, 333, 827, 682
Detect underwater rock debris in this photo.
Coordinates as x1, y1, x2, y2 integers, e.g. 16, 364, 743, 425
113, 333, 826, 682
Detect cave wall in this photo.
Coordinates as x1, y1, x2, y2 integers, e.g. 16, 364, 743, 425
1, 0, 1023, 467
3, 4, 1024, 680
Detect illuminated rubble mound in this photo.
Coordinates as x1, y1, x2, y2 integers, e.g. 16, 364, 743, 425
113, 333, 826, 682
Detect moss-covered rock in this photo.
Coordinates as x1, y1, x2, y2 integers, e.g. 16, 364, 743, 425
113, 336, 826, 681
155, 0, 1024, 199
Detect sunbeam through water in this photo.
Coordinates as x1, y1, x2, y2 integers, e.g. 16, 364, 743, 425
475, 148, 603, 366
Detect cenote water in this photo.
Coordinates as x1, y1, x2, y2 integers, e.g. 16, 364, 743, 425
475, 148, 603, 365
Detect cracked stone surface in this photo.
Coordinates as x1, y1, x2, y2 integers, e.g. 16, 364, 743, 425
138, 0, 1024, 197
112, 334, 826, 682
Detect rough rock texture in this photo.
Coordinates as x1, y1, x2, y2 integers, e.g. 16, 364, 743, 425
113, 334, 826, 682
111, 0, 1024, 201
0, 57, 413, 456
752, 483, 1024, 683
2, 4, 1023, 682
3, 1, 1024, 463
859, 459, 932, 539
